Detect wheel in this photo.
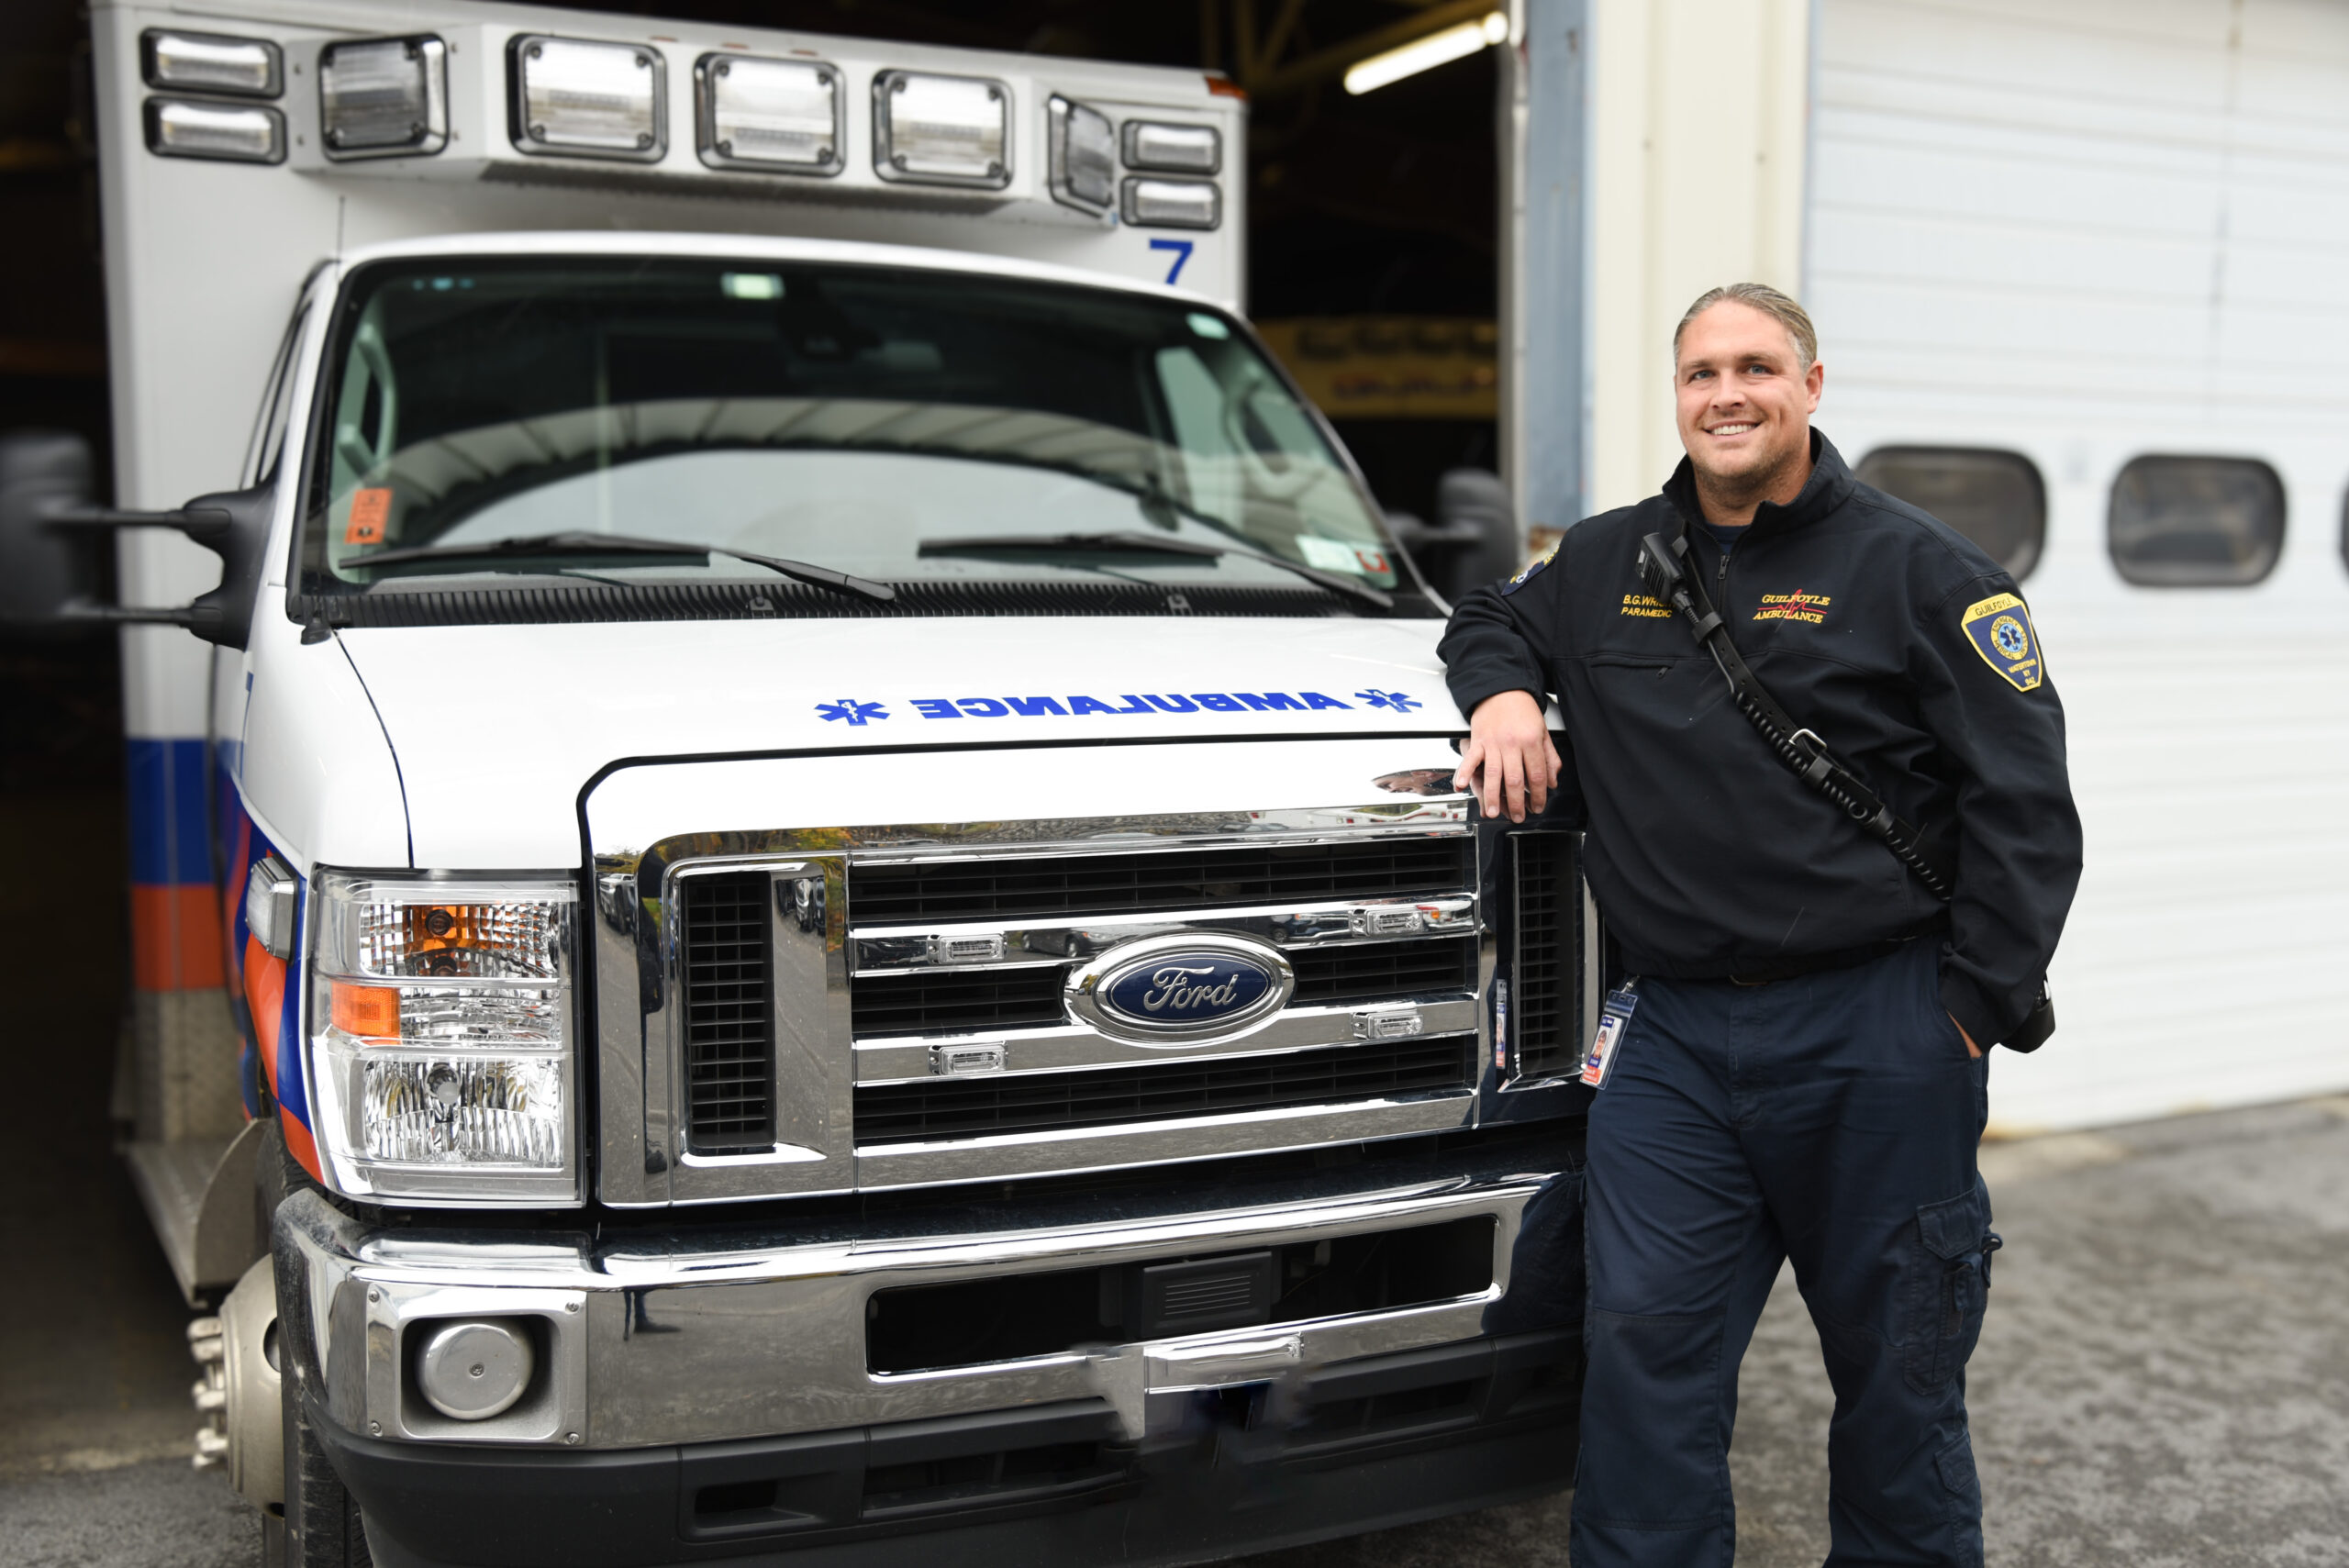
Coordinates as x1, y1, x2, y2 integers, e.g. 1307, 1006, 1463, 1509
272, 1373, 373, 1567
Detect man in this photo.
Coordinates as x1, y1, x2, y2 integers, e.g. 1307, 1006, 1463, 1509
1442, 283, 2080, 1567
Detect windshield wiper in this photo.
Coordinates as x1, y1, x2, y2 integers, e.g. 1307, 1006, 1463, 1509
917, 530, 1392, 610
348, 530, 897, 603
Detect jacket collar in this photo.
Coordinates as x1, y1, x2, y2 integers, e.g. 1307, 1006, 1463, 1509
1660, 429, 1854, 544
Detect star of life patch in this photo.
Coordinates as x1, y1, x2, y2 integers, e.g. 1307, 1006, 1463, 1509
1500, 540, 1558, 597
1960, 593, 2043, 691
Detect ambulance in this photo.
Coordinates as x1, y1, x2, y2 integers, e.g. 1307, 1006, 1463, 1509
0, 2, 1590, 1562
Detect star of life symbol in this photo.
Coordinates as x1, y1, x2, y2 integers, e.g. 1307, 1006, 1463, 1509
816, 698, 888, 726
1356, 688, 1421, 713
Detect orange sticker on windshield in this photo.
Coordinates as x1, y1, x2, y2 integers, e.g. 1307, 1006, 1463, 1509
345, 487, 391, 545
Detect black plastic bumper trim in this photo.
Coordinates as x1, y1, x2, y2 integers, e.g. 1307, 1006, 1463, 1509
317, 1327, 1580, 1568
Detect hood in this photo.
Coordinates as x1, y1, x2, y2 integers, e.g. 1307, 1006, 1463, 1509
336, 616, 1458, 867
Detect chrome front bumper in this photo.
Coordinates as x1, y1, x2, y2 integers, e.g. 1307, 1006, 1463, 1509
274, 1147, 1576, 1453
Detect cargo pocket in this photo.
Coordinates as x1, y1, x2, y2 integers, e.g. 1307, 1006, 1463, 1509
1935, 1428, 1985, 1555
1903, 1181, 2000, 1396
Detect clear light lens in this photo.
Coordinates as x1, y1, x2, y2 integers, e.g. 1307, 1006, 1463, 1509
332, 978, 565, 1047
698, 54, 839, 172
874, 71, 1009, 188
1121, 121, 1219, 175
142, 29, 283, 97
513, 36, 665, 161
1047, 95, 1115, 213
309, 872, 579, 1204
320, 36, 448, 158
320, 885, 569, 981
145, 98, 285, 164
359, 1055, 565, 1168
1120, 176, 1221, 231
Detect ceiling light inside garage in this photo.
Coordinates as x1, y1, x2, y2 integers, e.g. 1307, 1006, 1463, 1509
1343, 11, 1508, 95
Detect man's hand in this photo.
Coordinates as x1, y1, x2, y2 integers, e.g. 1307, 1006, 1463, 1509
1455, 691, 1561, 823
1951, 1014, 1984, 1060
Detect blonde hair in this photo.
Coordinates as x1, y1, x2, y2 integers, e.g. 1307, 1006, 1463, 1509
1673, 283, 1818, 371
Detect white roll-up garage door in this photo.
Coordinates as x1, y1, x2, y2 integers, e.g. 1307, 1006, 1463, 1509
1808, 0, 2349, 1131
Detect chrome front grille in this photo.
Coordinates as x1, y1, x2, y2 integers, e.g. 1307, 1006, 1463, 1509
851, 968, 1066, 1039
680, 870, 775, 1153
585, 752, 1569, 1207
847, 839, 1475, 923
853, 1036, 1479, 1145
1503, 832, 1592, 1083
839, 836, 1486, 1176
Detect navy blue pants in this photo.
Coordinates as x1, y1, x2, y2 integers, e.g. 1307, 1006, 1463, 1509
1572, 939, 1996, 1568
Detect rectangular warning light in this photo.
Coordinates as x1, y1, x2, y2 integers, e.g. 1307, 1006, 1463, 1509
510, 35, 667, 162
696, 54, 841, 173
874, 71, 1010, 189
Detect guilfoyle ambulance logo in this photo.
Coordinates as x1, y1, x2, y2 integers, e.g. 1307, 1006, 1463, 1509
1961, 593, 2043, 691
1753, 589, 1832, 626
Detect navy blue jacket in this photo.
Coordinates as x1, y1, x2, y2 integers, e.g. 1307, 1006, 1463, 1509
1439, 433, 2081, 1047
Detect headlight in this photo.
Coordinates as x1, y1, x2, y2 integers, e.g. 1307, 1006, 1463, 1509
308, 871, 580, 1204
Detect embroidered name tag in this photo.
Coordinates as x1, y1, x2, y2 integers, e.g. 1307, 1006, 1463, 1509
1753, 589, 1831, 625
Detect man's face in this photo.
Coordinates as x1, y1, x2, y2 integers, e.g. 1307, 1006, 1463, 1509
1673, 302, 1823, 492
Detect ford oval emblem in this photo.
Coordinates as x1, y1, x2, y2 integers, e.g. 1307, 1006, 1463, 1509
1067, 933, 1295, 1044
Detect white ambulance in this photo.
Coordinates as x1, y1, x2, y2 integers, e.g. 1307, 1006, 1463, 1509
0, 2, 1592, 1563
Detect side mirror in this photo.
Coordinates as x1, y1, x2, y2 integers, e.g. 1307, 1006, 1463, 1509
1388, 467, 1524, 604
0, 428, 274, 650
0, 430, 107, 637
1432, 468, 1523, 600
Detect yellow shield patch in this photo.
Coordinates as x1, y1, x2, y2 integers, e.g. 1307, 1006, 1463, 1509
1500, 540, 1558, 597
1961, 593, 2043, 691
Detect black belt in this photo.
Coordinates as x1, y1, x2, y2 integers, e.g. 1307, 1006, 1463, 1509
1724, 936, 1916, 987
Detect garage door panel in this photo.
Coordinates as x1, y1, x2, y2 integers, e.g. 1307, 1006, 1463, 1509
1813, 120, 2224, 234
1810, 0, 2349, 1129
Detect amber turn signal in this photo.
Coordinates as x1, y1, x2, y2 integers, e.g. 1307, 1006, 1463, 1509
331, 981, 401, 1040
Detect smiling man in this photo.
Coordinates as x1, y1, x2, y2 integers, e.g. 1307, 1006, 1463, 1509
1440, 284, 2081, 1567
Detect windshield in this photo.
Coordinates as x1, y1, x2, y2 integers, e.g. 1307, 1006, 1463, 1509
295, 257, 1422, 617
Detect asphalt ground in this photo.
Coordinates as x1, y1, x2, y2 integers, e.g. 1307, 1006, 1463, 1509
6, 1078, 2345, 1568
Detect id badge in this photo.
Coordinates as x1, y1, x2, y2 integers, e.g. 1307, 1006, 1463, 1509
1579, 982, 1640, 1088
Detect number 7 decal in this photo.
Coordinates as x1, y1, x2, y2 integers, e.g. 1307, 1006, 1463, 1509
1150, 238, 1195, 286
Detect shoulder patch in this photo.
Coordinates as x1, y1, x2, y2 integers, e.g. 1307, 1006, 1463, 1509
1960, 593, 2043, 691
1500, 541, 1557, 597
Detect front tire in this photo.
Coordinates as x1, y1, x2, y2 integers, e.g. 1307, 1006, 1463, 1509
273, 1362, 372, 1566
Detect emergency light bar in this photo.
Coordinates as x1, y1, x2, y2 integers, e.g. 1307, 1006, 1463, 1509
696, 54, 842, 174
141, 29, 282, 98
510, 35, 666, 161
874, 71, 1011, 189
119, 10, 1240, 273
1046, 95, 1115, 215
319, 36, 449, 160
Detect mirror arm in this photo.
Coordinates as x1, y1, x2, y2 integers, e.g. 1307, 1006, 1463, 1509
44, 496, 267, 648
